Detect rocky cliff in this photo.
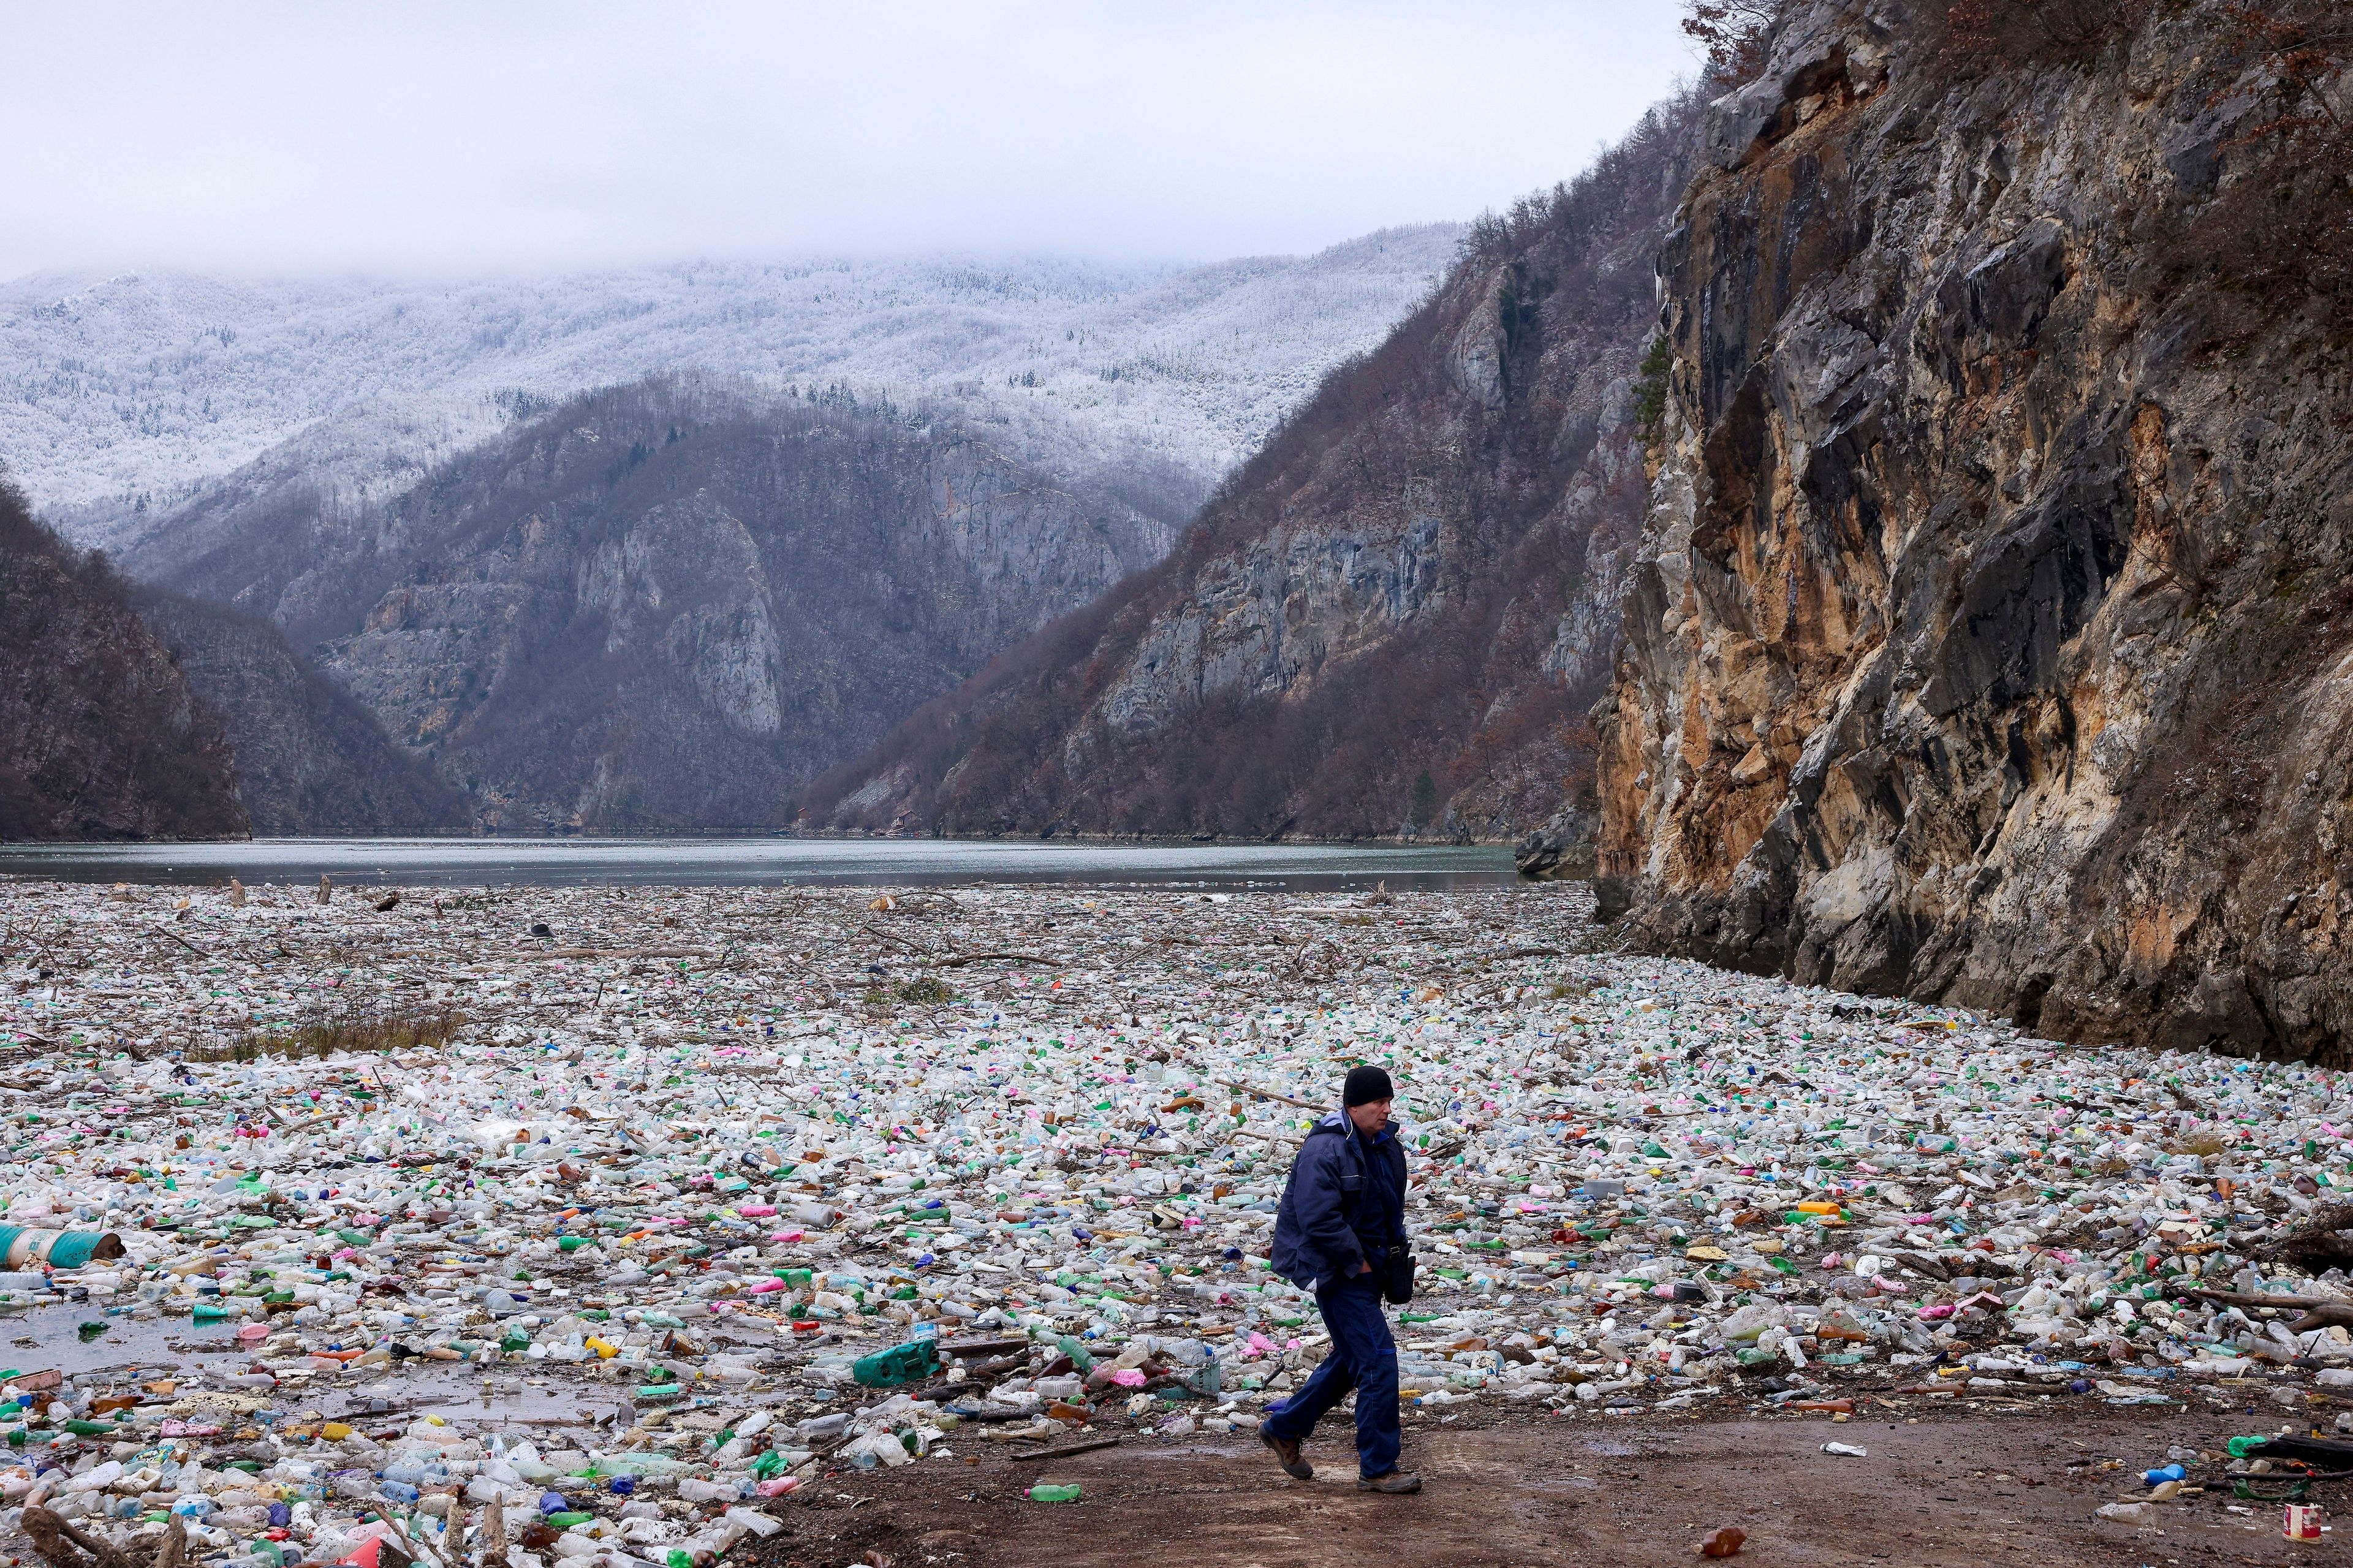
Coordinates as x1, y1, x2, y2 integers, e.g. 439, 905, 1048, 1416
800, 100, 1705, 842
146, 379, 1176, 833
140, 594, 469, 836
0, 477, 247, 841
1597, 0, 2353, 1057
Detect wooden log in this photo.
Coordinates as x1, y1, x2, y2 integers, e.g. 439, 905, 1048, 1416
2177, 1286, 2353, 1335
479, 1497, 509, 1568
21, 1508, 88, 1568
1006, 1435, 1124, 1461
2262, 1203, 2353, 1270
22, 1509, 136, 1568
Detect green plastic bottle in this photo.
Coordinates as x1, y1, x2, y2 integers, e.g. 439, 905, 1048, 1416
1028, 1483, 1082, 1502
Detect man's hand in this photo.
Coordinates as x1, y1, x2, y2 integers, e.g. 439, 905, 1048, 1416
1355, 1259, 1373, 1275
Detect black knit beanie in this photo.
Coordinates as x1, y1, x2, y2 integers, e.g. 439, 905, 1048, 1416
1343, 1065, 1395, 1106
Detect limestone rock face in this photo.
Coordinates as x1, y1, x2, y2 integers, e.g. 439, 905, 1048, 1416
1597, 0, 2353, 1058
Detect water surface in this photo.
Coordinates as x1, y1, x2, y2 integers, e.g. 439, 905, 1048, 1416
0, 837, 1521, 890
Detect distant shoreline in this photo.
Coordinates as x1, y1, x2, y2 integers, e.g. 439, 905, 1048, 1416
0, 836, 1529, 892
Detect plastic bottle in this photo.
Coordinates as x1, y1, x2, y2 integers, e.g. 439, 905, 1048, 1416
591, 1453, 696, 1479
1028, 1483, 1082, 1502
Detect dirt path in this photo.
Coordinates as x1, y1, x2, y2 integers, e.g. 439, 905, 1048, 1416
741, 1407, 2335, 1568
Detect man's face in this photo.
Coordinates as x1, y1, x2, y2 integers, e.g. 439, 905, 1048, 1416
1347, 1097, 1393, 1135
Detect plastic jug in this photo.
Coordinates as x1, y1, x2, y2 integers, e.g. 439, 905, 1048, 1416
851, 1338, 939, 1388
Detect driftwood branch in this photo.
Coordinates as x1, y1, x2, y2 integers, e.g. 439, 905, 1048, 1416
857, 923, 942, 960
933, 950, 1053, 968
21, 1508, 137, 1568
2179, 1287, 2342, 1309
1885, 1250, 1953, 1282
153, 926, 211, 959
480, 1497, 509, 1568
2178, 1286, 2353, 1333
515, 948, 714, 962
2262, 1203, 2353, 1270
1214, 1077, 1324, 1110
790, 1428, 862, 1474
381, 1512, 447, 1568
1007, 1434, 1124, 1462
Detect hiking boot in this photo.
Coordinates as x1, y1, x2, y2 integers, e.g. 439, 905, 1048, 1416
1357, 1469, 1422, 1494
1259, 1426, 1313, 1480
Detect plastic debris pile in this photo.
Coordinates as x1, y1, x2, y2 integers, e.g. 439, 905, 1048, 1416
6, 876, 2353, 1559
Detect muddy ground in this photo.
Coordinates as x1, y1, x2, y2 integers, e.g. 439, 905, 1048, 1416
744, 1404, 2340, 1568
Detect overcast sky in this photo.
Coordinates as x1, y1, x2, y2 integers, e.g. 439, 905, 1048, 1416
4, 2, 1697, 281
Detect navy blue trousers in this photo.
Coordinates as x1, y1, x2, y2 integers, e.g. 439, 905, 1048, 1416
1259, 1274, 1401, 1479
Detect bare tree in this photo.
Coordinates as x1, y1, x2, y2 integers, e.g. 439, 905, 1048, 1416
1681, 0, 1781, 89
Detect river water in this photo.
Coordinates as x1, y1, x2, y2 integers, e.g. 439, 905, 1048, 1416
0, 836, 1520, 890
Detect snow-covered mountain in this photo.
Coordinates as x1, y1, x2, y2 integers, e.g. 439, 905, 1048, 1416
0, 227, 1460, 548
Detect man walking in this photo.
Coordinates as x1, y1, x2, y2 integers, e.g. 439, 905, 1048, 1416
1259, 1064, 1420, 1493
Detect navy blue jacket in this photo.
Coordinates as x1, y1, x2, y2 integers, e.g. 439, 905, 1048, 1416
1270, 1112, 1408, 1290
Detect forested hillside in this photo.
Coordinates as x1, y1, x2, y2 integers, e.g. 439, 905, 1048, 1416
141, 593, 468, 836
799, 100, 1705, 844
0, 477, 246, 841
146, 379, 1184, 833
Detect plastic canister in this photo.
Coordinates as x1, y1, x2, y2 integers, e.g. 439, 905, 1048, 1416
851, 1339, 939, 1388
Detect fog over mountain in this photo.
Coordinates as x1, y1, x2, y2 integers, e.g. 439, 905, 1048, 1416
2, 229, 1459, 551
